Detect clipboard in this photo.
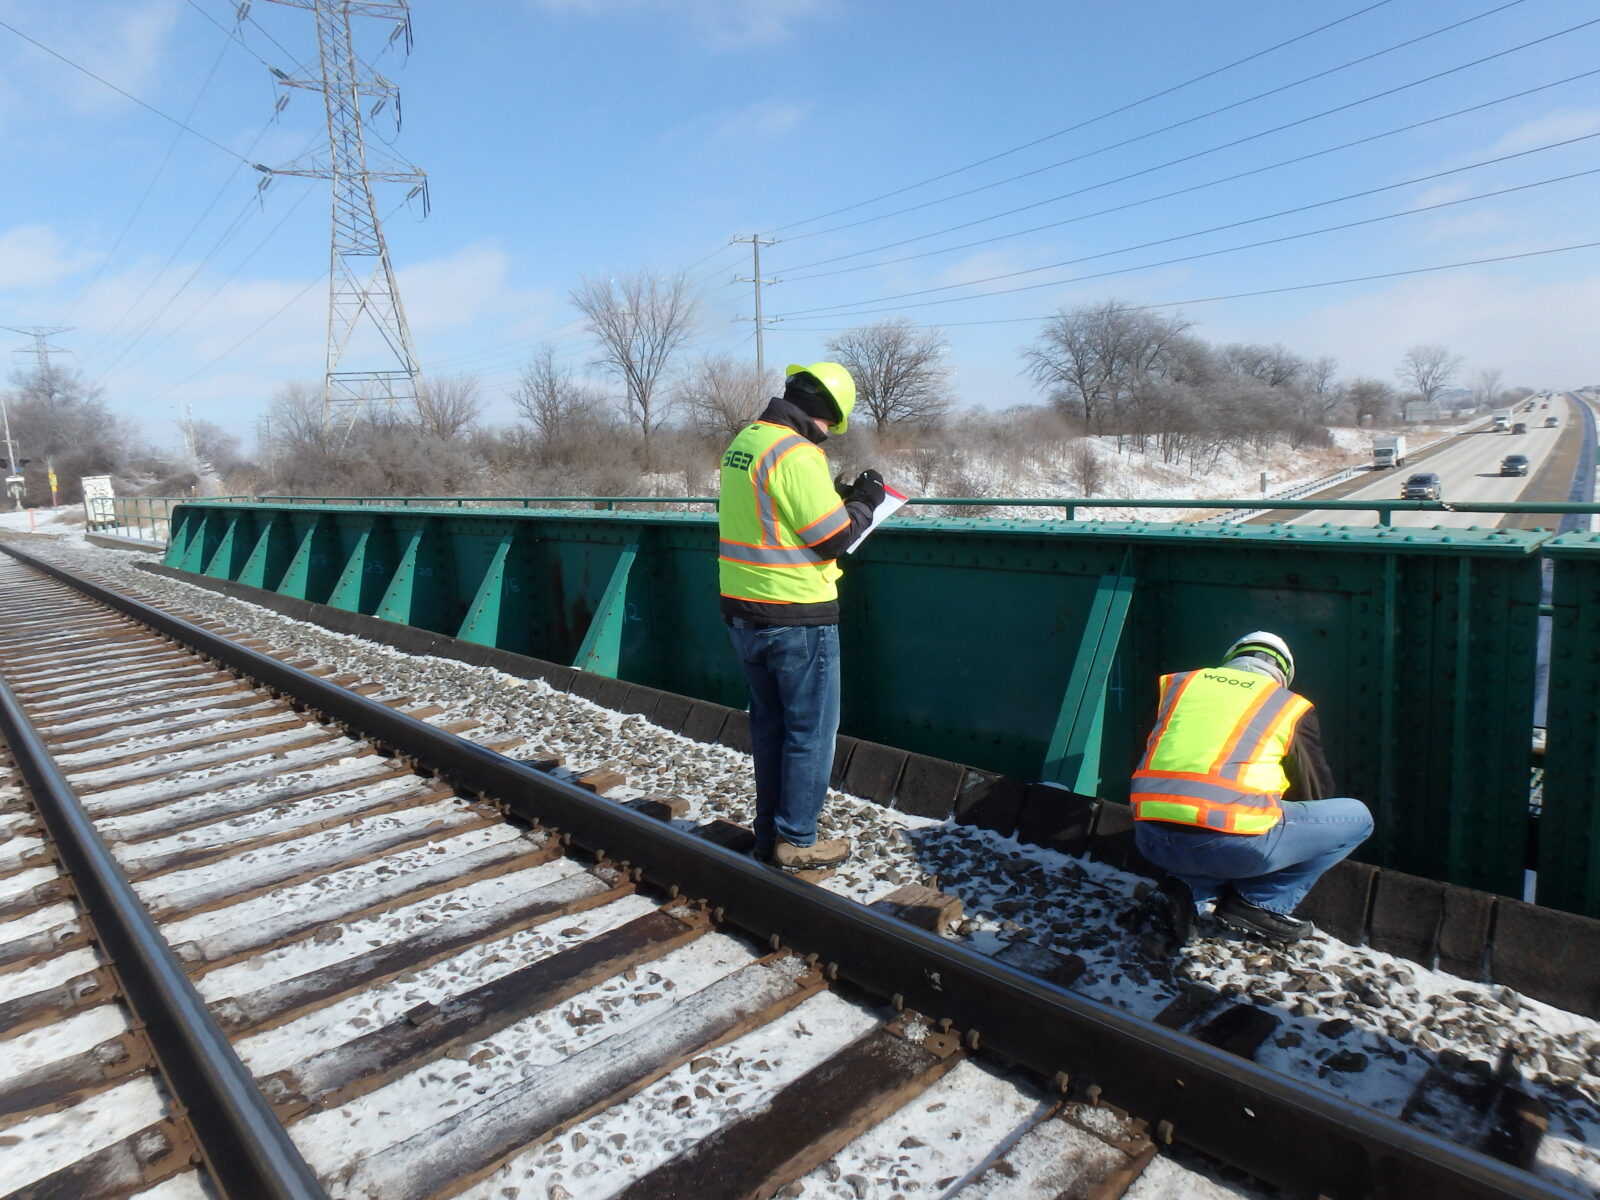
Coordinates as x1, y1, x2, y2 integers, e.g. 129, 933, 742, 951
847, 484, 908, 553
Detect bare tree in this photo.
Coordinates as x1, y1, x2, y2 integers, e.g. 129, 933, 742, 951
1344, 377, 1397, 425
824, 318, 952, 429
1219, 342, 1304, 389
1023, 299, 1194, 434
188, 419, 241, 473
511, 346, 609, 457
570, 271, 699, 468
1473, 366, 1504, 410
1304, 356, 1342, 422
1396, 344, 1462, 407
675, 352, 771, 440
411, 374, 482, 440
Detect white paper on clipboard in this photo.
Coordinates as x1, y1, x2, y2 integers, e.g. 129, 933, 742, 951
846, 484, 908, 553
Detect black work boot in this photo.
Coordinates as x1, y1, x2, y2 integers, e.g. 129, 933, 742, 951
1141, 876, 1195, 952
1216, 892, 1313, 943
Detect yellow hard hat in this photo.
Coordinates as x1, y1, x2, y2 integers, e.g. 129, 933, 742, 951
785, 361, 856, 434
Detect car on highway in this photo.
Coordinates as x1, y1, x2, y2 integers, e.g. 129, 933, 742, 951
1401, 472, 1443, 500
1512, 422, 1528, 435
1545, 416, 1559, 427
1501, 454, 1530, 477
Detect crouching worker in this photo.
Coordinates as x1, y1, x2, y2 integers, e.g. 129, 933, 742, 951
1132, 632, 1373, 945
717, 362, 884, 871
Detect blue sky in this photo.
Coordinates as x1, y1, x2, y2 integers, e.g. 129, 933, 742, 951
3, 0, 1598, 449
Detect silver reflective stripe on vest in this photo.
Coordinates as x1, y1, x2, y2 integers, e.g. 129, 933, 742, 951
1130, 773, 1278, 812
719, 540, 827, 565
1214, 686, 1299, 781
752, 434, 808, 546
800, 503, 850, 545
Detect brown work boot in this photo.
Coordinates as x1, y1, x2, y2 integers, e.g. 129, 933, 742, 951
771, 838, 852, 870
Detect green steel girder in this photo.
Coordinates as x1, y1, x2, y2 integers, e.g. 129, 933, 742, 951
573, 543, 640, 677
1539, 533, 1600, 916
1041, 553, 1135, 795
277, 512, 343, 603
237, 511, 297, 591
163, 501, 1555, 899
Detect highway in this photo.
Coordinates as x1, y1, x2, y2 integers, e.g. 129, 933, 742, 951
1284, 392, 1578, 528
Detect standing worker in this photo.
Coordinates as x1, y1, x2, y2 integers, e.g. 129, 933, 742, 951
1131, 632, 1373, 944
718, 362, 885, 870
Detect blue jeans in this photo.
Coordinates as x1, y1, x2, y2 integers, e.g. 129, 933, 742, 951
1134, 797, 1374, 916
727, 622, 841, 858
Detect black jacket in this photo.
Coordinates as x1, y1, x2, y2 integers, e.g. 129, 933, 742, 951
718, 397, 875, 628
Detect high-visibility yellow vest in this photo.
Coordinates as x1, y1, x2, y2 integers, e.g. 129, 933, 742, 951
718, 420, 850, 606
1129, 668, 1313, 835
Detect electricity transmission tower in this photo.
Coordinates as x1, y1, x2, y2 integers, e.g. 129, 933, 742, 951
262, 0, 427, 433
3, 325, 74, 381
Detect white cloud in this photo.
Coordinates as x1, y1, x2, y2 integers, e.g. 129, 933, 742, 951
526, 0, 836, 48
1410, 208, 1513, 244
397, 243, 555, 340
665, 98, 812, 146
1484, 108, 1600, 158
0, 0, 180, 123
0, 224, 99, 290
1410, 183, 1473, 209
1266, 268, 1600, 387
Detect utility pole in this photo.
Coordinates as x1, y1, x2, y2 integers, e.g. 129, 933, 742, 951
1, 325, 73, 511
262, 0, 426, 435
178, 402, 198, 459
733, 235, 777, 385
259, 414, 277, 488
0, 391, 18, 511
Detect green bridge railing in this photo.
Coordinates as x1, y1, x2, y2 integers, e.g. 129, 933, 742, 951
258, 492, 1600, 527
161, 499, 1600, 915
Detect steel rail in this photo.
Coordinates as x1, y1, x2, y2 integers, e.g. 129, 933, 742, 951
0, 636, 328, 1196
0, 541, 1571, 1200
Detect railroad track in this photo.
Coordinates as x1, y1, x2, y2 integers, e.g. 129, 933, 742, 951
0, 542, 1573, 1200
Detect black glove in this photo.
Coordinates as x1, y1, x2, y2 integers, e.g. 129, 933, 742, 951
833, 472, 854, 500
849, 469, 886, 510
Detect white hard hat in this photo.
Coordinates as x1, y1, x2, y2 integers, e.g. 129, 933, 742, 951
1224, 631, 1295, 686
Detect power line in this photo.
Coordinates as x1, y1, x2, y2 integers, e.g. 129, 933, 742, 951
779, 67, 1600, 282
765, 0, 1399, 235
84, 190, 261, 371
122, 271, 326, 415
776, 0, 1533, 243
0, 16, 259, 165
778, 7, 1593, 268
120, 198, 410, 415
774, 133, 1600, 319
773, 241, 1600, 332
183, 0, 272, 69
98, 181, 320, 384
79, 123, 304, 367
775, 166, 1600, 323
62, 23, 236, 323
